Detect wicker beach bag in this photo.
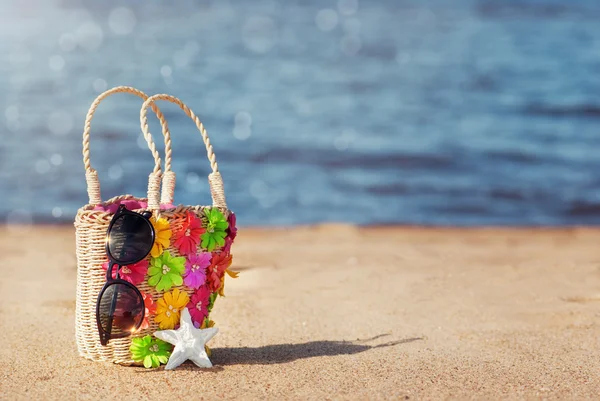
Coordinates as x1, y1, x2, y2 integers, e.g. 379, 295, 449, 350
74, 88, 237, 366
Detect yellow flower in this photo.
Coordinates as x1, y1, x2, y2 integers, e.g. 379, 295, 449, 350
151, 217, 172, 258
218, 268, 239, 297
155, 288, 190, 330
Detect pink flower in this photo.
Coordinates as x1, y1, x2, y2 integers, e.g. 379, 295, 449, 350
140, 292, 156, 330
183, 252, 211, 289
187, 286, 211, 328
173, 212, 205, 255
102, 259, 148, 286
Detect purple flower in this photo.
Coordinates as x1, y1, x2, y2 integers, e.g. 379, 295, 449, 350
183, 252, 211, 289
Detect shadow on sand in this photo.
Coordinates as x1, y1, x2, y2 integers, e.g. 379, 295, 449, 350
212, 335, 424, 366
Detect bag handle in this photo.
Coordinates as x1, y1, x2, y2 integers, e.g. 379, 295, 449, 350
83, 86, 169, 211
140, 94, 227, 209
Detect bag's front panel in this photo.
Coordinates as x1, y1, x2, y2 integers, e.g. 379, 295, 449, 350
75, 202, 236, 365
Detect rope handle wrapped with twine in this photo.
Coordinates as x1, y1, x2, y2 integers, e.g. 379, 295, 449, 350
140, 94, 227, 210
82, 86, 171, 211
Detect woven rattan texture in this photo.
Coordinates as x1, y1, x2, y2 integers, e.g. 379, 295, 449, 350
75, 199, 228, 364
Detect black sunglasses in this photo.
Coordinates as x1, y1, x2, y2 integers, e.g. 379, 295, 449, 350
96, 205, 155, 346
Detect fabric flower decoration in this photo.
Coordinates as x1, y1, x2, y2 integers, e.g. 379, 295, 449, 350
226, 212, 237, 241
206, 251, 233, 292
173, 212, 205, 255
150, 217, 172, 258
187, 286, 211, 328
140, 292, 156, 330
101, 259, 148, 286
183, 252, 211, 289
221, 213, 237, 254
222, 236, 233, 254
200, 208, 228, 251
155, 288, 190, 330
148, 251, 185, 292
130, 335, 172, 369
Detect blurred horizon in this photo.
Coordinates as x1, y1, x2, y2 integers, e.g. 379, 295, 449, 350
1, 0, 600, 226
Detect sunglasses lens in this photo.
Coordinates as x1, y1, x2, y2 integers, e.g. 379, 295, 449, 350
108, 214, 153, 264
98, 283, 144, 338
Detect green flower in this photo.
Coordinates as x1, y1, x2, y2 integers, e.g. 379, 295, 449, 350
201, 208, 228, 251
148, 251, 185, 292
130, 335, 172, 369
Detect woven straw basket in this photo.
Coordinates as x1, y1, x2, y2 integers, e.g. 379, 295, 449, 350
74, 86, 234, 365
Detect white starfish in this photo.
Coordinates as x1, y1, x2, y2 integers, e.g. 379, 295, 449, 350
154, 307, 218, 370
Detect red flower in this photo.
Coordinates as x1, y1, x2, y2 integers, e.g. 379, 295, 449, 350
222, 236, 233, 254
140, 292, 156, 330
173, 212, 205, 255
187, 286, 211, 328
102, 259, 148, 286
206, 251, 232, 292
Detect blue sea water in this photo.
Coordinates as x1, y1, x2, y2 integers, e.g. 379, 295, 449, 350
1, 0, 600, 226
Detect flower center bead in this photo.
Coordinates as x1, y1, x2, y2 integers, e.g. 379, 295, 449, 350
185, 228, 191, 236
149, 344, 159, 352
196, 301, 203, 311
121, 266, 131, 274
166, 311, 171, 317
213, 266, 218, 273
192, 264, 199, 272
162, 265, 170, 274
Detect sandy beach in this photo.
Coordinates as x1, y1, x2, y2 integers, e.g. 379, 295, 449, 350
1, 224, 599, 400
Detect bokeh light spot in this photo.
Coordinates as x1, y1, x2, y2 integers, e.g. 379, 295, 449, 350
338, 0, 359, 16
47, 111, 73, 136
59, 33, 77, 52
341, 35, 361, 56
186, 172, 207, 193
242, 16, 277, 54
50, 153, 63, 166
108, 7, 137, 35
233, 126, 251, 141
249, 180, 268, 199
316, 9, 338, 32
52, 207, 63, 218
49, 55, 65, 71
108, 165, 123, 180
76, 22, 104, 51
160, 65, 172, 77
93, 78, 107, 93
233, 111, 252, 141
